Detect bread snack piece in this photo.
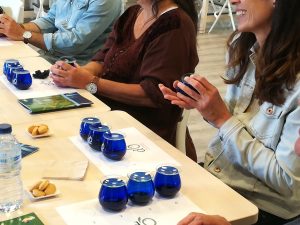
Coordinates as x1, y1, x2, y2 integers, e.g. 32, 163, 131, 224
38, 180, 49, 191
27, 124, 49, 136
44, 183, 56, 195
30, 179, 57, 197
32, 126, 39, 136
28, 125, 36, 134
32, 189, 46, 197
30, 180, 42, 191
38, 124, 48, 134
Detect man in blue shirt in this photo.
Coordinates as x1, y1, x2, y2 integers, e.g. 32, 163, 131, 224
0, 0, 122, 65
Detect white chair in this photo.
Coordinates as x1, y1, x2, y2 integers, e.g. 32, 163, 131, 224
33, 0, 48, 19
121, 0, 127, 13
176, 109, 190, 155
208, 0, 235, 33
0, 0, 24, 23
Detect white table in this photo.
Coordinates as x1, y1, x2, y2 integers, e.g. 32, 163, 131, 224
0, 38, 39, 59
0, 111, 258, 225
0, 56, 111, 124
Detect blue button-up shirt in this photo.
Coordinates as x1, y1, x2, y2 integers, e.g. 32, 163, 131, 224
33, 0, 122, 65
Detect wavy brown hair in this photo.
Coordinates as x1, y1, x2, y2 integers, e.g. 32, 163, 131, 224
151, 0, 198, 32
225, 0, 300, 106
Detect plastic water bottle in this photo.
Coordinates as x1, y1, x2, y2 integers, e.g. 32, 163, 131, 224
0, 124, 23, 213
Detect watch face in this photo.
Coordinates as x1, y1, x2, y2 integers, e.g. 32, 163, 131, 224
23, 31, 32, 39
86, 83, 97, 94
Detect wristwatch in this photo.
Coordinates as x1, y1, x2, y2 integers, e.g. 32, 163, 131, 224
85, 76, 99, 94
23, 31, 32, 44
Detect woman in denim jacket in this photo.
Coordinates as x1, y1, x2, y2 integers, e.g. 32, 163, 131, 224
160, 0, 300, 224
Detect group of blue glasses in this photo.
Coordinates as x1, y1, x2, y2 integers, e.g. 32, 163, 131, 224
3, 59, 32, 90
79, 117, 127, 160
99, 165, 181, 211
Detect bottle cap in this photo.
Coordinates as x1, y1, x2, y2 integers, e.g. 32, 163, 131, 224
0, 123, 12, 134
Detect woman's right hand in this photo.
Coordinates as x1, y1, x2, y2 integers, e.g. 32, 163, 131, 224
177, 212, 231, 225
159, 75, 232, 128
159, 82, 193, 108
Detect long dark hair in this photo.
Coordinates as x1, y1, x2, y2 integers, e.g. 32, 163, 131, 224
226, 0, 300, 105
151, 0, 198, 31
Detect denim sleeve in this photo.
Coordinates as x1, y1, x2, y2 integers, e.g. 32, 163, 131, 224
33, 0, 121, 54
32, 2, 58, 33
218, 85, 300, 197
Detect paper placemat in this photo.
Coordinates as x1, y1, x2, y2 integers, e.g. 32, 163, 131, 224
42, 160, 88, 180
57, 193, 205, 225
0, 75, 77, 99
70, 127, 180, 176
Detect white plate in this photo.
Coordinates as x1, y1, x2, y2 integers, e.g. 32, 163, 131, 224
26, 188, 60, 201
26, 129, 53, 138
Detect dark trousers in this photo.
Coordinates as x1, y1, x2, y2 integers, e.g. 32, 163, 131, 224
253, 209, 299, 225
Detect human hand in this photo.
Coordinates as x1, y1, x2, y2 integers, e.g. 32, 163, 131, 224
177, 212, 231, 225
161, 75, 231, 128
50, 61, 93, 88
0, 14, 24, 40
159, 82, 192, 108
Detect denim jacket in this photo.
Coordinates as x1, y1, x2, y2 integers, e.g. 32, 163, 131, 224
33, 0, 122, 64
205, 46, 300, 219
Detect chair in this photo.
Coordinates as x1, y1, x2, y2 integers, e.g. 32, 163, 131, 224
208, 0, 235, 33
0, 0, 24, 23
121, 0, 127, 12
33, 0, 49, 19
176, 109, 190, 155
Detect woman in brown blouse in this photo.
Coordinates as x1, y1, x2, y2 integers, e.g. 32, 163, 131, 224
50, 0, 199, 161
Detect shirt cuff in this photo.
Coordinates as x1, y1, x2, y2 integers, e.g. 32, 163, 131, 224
218, 116, 244, 142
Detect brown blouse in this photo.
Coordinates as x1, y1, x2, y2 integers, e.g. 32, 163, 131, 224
92, 5, 199, 147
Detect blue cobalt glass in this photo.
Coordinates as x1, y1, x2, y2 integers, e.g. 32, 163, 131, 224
176, 73, 199, 98
154, 165, 181, 198
79, 117, 101, 141
102, 133, 126, 161
99, 177, 128, 211
3, 59, 19, 76
12, 70, 32, 90
87, 124, 110, 151
7, 64, 24, 83
127, 171, 155, 205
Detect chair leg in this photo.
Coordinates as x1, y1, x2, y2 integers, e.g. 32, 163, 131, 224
208, 0, 228, 33
199, 0, 209, 33
208, 0, 236, 33
227, 1, 236, 30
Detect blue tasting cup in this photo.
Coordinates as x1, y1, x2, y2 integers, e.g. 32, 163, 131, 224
101, 133, 126, 161
176, 73, 200, 97
99, 177, 128, 211
3, 59, 20, 76
6, 64, 24, 83
154, 165, 181, 198
87, 124, 110, 151
12, 70, 32, 90
127, 171, 155, 205
79, 117, 101, 141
